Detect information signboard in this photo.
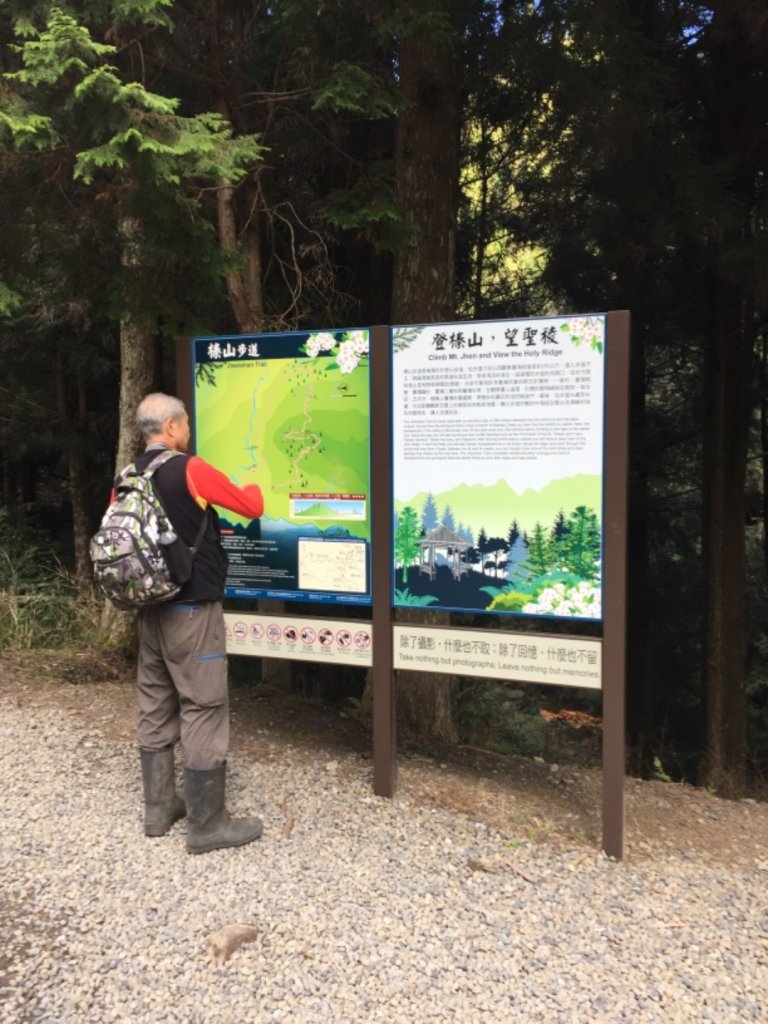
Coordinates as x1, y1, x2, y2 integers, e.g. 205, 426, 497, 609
192, 329, 372, 605
392, 315, 606, 619
178, 311, 630, 859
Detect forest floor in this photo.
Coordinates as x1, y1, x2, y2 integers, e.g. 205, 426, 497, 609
0, 646, 766, 868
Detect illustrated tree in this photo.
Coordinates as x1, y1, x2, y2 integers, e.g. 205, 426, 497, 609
507, 519, 521, 549
441, 504, 456, 532
421, 492, 439, 532
394, 506, 421, 584
456, 521, 473, 546
559, 507, 600, 580
550, 510, 569, 560
506, 530, 530, 585
526, 522, 552, 578
476, 528, 490, 573
485, 535, 509, 576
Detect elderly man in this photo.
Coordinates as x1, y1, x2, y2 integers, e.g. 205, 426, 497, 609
132, 392, 265, 854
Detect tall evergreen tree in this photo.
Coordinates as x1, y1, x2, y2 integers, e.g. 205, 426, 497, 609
1, 3, 261, 632
527, 522, 551, 578
422, 492, 439, 532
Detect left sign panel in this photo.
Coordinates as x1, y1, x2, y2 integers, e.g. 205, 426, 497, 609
191, 329, 372, 605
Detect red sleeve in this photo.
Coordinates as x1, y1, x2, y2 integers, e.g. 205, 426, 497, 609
185, 456, 264, 519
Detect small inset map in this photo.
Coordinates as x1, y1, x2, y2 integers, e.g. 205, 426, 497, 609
298, 538, 367, 594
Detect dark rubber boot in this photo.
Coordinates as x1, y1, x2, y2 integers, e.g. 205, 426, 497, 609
183, 765, 263, 855
139, 747, 187, 837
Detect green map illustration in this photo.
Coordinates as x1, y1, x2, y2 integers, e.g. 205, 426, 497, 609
194, 353, 370, 536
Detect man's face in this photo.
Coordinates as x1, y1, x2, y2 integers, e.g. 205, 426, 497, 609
168, 413, 191, 452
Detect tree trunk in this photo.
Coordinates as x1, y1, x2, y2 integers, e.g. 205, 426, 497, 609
100, 213, 158, 649
697, 4, 764, 797
699, 287, 751, 796
53, 353, 93, 594
761, 338, 768, 578
216, 177, 265, 334
472, 118, 490, 319
210, 26, 265, 336
392, 19, 462, 321
390, 5, 463, 743
625, 329, 655, 776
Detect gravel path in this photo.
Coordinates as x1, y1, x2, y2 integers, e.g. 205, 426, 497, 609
1, 702, 767, 1024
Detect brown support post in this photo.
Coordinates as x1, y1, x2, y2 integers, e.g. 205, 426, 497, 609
602, 311, 631, 858
370, 324, 396, 796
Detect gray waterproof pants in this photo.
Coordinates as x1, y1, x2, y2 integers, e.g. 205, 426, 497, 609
137, 601, 229, 770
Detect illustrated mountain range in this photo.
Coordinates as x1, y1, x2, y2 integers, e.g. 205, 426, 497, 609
295, 502, 343, 518
397, 474, 602, 537
257, 518, 355, 540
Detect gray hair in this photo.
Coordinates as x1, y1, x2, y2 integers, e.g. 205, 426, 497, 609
135, 393, 187, 440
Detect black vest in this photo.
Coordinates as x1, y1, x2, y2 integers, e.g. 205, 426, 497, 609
135, 448, 228, 603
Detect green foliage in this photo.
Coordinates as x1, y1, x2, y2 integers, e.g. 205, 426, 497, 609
557, 507, 600, 580
394, 588, 438, 607
0, 512, 100, 650
527, 571, 582, 592
311, 62, 400, 119
111, 0, 173, 30
0, 280, 22, 315
489, 712, 546, 759
394, 506, 422, 578
321, 161, 407, 248
453, 678, 505, 745
6, 9, 114, 90
559, 319, 603, 353
0, 100, 56, 147
483, 567, 595, 616
384, 7, 458, 54
4, 9, 263, 188
485, 589, 531, 612
526, 522, 552, 577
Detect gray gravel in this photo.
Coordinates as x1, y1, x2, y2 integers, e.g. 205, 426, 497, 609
1, 705, 767, 1024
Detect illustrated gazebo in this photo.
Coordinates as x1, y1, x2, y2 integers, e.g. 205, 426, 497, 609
418, 525, 470, 581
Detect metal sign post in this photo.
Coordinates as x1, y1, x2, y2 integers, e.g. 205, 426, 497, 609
370, 324, 396, 796
601, 310, 631, 858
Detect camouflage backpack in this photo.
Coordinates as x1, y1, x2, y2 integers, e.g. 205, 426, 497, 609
90, 450, 206, 610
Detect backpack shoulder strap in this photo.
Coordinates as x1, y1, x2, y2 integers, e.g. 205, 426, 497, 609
115, 449, 181, 489
190, 506, 211, 555
143, 449, 182, 477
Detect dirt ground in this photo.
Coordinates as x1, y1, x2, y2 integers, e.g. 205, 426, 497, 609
1, 647, 766, 868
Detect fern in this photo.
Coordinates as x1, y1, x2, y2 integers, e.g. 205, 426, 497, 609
395, 588, 439, 606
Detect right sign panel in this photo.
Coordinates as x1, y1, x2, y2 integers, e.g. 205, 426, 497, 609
392, 315, 606, 620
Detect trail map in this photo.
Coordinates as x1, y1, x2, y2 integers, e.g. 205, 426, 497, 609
192, 330, 371, 604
